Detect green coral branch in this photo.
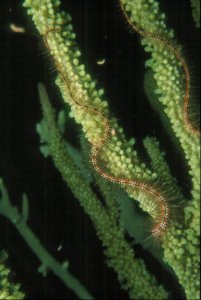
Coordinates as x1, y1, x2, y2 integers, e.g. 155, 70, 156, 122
121, 0, 200, 192
0, 250, 24, 300
37, 82, 168, 299
23, 0, 167, 237
120, 0, 200, 298
0, 179, 93, 300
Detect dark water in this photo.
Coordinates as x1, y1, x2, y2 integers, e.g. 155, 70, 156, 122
0, 0, 199, 299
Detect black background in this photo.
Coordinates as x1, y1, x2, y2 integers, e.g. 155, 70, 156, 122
0, 0, 200, 299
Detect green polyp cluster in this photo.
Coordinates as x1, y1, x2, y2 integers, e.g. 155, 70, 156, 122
120, 0, 200, 298
121, 0, 173, 37
0, 251, 24, 299
121, 0, 200, 181
23, 0, 162, 222
164, 225, 200, 299
24, 0, 109, 140
24, 0, 108, 114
